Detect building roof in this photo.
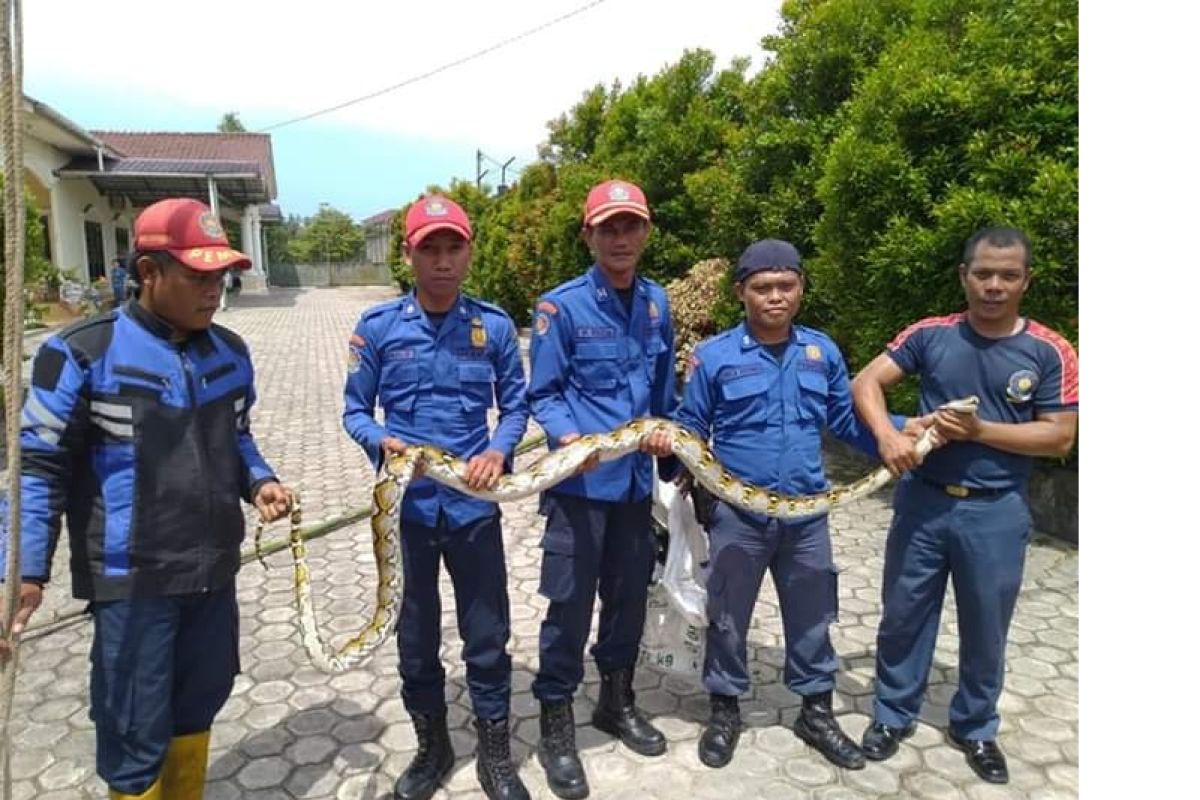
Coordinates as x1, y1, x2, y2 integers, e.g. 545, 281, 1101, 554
24, 95, 112, 155
90, 131, 278, 199
58, 156, 270, 207
362, 209, 398, 228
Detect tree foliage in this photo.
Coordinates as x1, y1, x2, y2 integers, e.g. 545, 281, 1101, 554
218, 112, 246, 133
385, 0, 1077, 387
0, 180, 53, 294
289, 204, 365, 264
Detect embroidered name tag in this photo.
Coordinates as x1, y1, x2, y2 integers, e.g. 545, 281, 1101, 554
576, 326, 618, 340
718, 364, 764, 381
382, 348, 416, 362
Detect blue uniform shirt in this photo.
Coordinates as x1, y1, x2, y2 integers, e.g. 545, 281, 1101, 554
675, 322, 904, 499
527, 265, 678, 503
343, 292, 529, 528
886, 313, 1079, 490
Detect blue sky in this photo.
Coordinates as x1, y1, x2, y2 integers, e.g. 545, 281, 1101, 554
28, 75, 473, 221
25, 0, 781, 222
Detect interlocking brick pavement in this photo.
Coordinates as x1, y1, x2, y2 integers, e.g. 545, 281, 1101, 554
5, 288, 1079, 798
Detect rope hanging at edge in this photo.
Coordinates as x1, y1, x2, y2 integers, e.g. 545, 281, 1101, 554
0, 2, 26, 799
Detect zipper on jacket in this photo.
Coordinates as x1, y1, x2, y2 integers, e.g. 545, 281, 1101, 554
178, 348, 212, 592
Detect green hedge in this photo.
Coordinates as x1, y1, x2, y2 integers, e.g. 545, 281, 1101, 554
390, 0, 1077, 424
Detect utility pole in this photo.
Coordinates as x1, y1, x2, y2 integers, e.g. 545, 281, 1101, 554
475, 149, 490, 190
498, 157, 515, 195
476, 149, 517, 194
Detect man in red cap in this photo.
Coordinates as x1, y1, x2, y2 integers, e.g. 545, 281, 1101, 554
526, 179, 678, 798
2, 197, 293, 799
344, 195, 530, 800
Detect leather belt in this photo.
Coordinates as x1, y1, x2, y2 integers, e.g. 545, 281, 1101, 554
914, 473, 1009, 498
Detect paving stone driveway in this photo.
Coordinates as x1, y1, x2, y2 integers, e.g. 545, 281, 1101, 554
6, 287, 1078, 799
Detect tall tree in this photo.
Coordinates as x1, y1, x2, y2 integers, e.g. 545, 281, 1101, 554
218, 112, 246, 133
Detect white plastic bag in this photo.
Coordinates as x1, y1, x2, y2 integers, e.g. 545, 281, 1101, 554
639, 585, 705, 677
639, 478, 710, 677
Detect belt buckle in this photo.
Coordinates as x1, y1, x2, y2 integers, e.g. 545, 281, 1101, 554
944, 484, 970, 498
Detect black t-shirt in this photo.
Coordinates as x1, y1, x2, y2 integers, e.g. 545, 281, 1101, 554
764, 340, 790, 362
615, 285, 635, 315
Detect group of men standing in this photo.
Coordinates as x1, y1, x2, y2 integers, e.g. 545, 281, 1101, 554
3, 178, 1077, 800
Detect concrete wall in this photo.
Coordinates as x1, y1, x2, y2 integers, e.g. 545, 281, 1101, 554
269, 262, 393, 287
24, 138, 137, 283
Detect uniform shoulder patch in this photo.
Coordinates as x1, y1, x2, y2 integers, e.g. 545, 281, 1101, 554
536, 300, 558, 315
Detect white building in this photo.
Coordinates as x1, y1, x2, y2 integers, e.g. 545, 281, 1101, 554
16, 96, 280, 289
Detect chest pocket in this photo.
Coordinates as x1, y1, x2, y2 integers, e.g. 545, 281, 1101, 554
381, 362, 420, 412
716, 372, 773, 428
112, 364, 170, 402
643, 333, 667, 377
457, 362, 495, 411
795, 369, 829, 424
571, 341, 626, 392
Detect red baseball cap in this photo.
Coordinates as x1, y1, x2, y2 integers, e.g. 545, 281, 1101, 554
405, 195, 472, 248
133, 198, 251, 271
583, 179, 650, 227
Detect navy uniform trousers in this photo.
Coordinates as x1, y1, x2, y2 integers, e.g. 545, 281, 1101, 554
872, 475, 1032, 740
703, 501, 839, 698
398, 512, 512, 721
532, 493, 655, 703
90, 583, 239, 794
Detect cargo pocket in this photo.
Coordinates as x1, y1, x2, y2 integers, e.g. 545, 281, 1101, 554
795, 370, 830, 425
89, 666, 139, 736
705, 569, 731, 632
570, 341, 626, 393
457, 362, 496, 412
823, 565, 840, 624
715, 373, 772, 429
538, 544, 576, 603
381, 363, 419, 412
780, 564, 840, 626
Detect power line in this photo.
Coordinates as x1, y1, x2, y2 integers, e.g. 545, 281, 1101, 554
257, 0, 611, 133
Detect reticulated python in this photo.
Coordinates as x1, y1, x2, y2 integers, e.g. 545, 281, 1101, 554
261, 397, 979, 673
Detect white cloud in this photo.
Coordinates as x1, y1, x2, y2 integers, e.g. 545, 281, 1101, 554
27, 0, 782, 152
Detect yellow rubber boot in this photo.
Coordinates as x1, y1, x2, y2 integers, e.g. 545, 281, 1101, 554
109, 775, 162, 799
160, 730, 211, 800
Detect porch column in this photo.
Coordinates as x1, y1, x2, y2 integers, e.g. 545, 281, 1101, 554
240, 206, 254, 268
249, 205, 264, 276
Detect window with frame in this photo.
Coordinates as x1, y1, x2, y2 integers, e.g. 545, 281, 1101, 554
85, 221, 105, 280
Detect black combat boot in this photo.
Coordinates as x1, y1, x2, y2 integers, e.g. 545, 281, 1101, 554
538, 700, 588, 799
474, 717, 530, 800
394, 712, 455, 800
591, 668, 667, 756
792, 691, 865, 770
698, 694, 741, 768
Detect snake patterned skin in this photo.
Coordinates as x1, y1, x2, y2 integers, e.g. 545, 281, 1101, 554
262, 397, 978, 673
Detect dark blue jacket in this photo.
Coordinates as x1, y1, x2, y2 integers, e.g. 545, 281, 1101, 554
13, 301, 276, 600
